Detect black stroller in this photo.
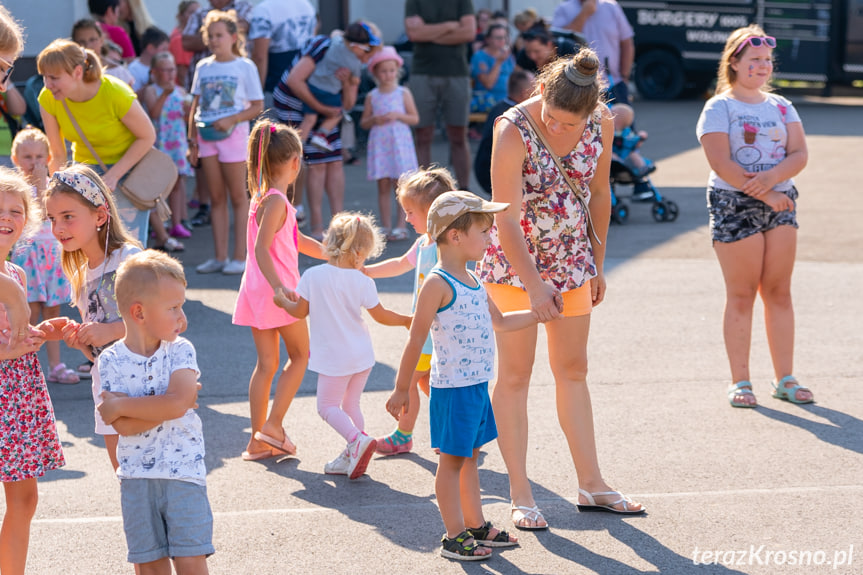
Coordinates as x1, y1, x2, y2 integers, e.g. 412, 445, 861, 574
609, 159, 678, 224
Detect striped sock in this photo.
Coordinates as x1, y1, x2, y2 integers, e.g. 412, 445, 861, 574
390, 428, 412, 444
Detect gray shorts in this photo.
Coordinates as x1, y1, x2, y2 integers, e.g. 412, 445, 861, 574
707, 186, 799, 243
409, 74, 471, 128
120, 478, 214, 564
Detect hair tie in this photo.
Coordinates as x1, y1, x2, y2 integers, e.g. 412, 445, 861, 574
52, 171, 105, 207
564, 61, 596, 86
270, 125, 276, 133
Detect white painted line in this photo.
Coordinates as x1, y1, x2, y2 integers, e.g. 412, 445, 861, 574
33, 484, 862, 525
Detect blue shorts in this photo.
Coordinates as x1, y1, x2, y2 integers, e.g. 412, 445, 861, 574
120, 478, 214, 564
430, 382, 497, 457
302, 84, 342, 116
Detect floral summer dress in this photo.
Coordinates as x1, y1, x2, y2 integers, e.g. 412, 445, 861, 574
0, 263, 65, 482
366, 86, 419, 180
153, 85, 192, 177
478, 104, 604, 292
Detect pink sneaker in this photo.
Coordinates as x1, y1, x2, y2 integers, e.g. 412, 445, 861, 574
170, 224, 192, 239
376, 432, 413, 455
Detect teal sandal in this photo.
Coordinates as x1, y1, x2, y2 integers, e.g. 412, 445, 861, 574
727, 381, 757, 408
772, 375, 814, 404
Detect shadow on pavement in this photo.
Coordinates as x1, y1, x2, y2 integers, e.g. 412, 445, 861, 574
755, 404, 863, 455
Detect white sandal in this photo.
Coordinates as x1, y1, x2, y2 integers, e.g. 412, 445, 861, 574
510, 503, 548, 530
577, 488, 645, 514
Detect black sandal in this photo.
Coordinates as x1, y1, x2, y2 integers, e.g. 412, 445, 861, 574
440, 531, 491, 561
467, 521, 519, 548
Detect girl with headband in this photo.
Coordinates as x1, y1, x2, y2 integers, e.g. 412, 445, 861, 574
44, 164, 142, 471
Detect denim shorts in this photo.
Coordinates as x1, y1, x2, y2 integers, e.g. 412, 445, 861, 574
302, 84, 342, 116
430, 382, 497, 457
707, 186, 799, 243
120, 479, 214, 564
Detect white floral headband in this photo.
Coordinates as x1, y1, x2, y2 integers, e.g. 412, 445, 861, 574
52, 171, 105, 207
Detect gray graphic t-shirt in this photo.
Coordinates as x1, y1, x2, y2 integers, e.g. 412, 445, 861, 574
696, 92, 801, 192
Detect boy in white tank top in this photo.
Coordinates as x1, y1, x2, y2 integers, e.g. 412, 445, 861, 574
386, 191, 543, 561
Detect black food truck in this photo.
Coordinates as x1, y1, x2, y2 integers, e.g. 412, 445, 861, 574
621, 0, 863, 98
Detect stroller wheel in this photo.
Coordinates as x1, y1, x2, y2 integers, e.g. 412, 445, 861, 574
652, 200, 679, 222
611, 202, 629, 224
664, 200, 679, 222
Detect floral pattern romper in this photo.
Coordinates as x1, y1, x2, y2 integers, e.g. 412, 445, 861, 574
0, 263, 65, 482
153, 85, 192, 177
478, 105, 604, 292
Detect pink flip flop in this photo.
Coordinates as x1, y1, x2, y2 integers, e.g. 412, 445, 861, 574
241, 449, 274, 461
254, 429, 297, 456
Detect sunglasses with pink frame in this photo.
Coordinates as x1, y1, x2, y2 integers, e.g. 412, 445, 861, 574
733, 35, 777, 56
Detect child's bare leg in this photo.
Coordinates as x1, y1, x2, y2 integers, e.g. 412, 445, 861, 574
317, 114, 341, 135
261, 322, 310, 440
461, 449, 517, 543
137, 557, 172, 575
398, 370, 426, 432
436, 453, 490, 556
104, 434, 120, 471
377, 178, 394, 231
298, 114, 317, 140
169, 176, 187, 228
172, 556, 209, 575
628, 151, 647, 170
247, 328, 281, 454
0, 478, 38, 575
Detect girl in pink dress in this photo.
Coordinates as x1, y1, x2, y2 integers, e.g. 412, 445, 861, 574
0, 167, 65, 575
360, 46, 419, 241
232, 119, 326, 461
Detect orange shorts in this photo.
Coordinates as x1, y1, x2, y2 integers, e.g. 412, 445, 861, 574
485, 282, 593, 317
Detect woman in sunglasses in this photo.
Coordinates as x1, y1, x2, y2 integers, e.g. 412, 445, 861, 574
696, 25, 812, 408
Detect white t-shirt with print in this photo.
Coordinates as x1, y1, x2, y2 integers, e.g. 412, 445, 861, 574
127, 59, 150, 91
99, 337, 206, 486
696, 92, 801, 192
248, 0, 316, 53
296, 264, 380, 377
191, 56, 264, 123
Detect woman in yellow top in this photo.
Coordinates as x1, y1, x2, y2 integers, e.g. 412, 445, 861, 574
37, 39, 156, 246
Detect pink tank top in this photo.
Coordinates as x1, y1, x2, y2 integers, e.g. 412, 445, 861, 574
232, 189, 301, 329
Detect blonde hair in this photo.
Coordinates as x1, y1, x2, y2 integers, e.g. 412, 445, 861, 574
11, 127, 50, 160
202, 10, 245, 57
125, 0, 155, 40
396, 166, 456, 208
0, 6, 24, 57
514, 8, 539, 29
324, 212, 384, 262
116, 249, 186, 313
247, 118, 303, 202
716, 24, 773, 94
0, 166, 39, 242
536, 47, 605, 117
44, 164, 140, 300
37, 39, 103, 83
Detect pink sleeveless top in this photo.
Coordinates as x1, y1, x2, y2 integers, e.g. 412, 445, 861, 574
233, 189, 300, 329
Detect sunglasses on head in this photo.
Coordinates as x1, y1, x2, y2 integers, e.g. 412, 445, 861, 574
733, 36, 776, 56
350, 42, 371, 53
0, 56, 14, 87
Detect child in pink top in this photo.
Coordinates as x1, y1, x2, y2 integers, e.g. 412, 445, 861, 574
232, 119, 326, 461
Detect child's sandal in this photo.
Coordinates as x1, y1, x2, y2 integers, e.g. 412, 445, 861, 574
440, 531, 491, 561
466, 521, 518, 548
771, 375, 814, 404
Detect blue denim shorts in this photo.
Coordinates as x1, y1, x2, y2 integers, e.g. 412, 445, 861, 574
302, 84, 342, 115
430, 382, 497, 457
120, 478, 214, 564
707, 186, 799, 243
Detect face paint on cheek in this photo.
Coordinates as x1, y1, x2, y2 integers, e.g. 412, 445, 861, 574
749, 64, 754, 78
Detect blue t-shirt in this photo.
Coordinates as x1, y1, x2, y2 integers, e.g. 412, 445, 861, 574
470, 50, 514, 105
696, 92, 801, 192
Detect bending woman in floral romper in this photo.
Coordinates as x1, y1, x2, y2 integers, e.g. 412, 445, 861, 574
479, 47, 644, 529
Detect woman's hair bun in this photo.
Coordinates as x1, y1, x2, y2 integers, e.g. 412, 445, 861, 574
573, 49, 599, 76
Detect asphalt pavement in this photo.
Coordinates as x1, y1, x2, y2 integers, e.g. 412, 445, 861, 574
9, 95, 863, 575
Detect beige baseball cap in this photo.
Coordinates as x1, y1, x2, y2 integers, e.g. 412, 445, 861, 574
427, 191, 510, 240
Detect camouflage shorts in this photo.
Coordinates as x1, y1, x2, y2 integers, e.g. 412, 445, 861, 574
707, 187, 798, 243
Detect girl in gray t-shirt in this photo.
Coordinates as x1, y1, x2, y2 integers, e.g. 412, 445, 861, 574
696, 24, 812, 409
